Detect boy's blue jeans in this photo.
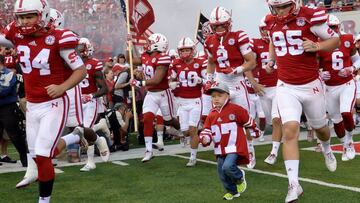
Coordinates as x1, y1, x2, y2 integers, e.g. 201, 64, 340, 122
217, 153, 244, 194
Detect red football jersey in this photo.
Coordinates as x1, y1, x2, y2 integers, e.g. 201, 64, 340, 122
80, 58, 103, 94
204, 101, 258, 165
204, 30, 250, 74
250, 38, 278, 87
141, 52, 171, 91
4, 55, 16, 70
319, 34, 354, 86
3, 22, 79, 103
169, 57, 207, 98
266, 7, 333, 85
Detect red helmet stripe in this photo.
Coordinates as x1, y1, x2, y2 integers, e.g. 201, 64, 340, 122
19, 0, 23, 8
215, 7, 219, 21
182, 38, 185, 47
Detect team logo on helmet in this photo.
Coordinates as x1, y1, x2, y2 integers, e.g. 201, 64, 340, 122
228, 114, 235, 121
45, 35, 55, 45
228, 38, 235, 45
193, 63, 199, 69
344, 41, 351, 48
296, 17, 306, 27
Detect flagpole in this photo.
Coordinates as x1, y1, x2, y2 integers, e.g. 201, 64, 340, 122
194, 10, 201, 41
125, 0, 138, 132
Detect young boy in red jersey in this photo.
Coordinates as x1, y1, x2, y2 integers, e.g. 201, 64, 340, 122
199, 82, 259, 200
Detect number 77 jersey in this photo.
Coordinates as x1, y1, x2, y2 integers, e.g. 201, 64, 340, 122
3, 22, 81, 103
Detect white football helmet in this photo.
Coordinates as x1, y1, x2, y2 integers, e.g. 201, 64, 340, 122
356, 34, 360, 43
267, 0, 301, 22
177, 37, 196, 60
78, 38, 94, 58
327, 14, 340, 33
209, 6, 232, 36
146, 33, 168, 53
49, 8, 64, 29
355, 34, 360, 48
14, 0, 51, 35
259, 16, 269, 41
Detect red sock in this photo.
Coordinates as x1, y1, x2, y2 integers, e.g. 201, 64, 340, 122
341, 112, 354, 132
143, 112, 155, 137
259, 117, 266, 131
333, 121, 345, 138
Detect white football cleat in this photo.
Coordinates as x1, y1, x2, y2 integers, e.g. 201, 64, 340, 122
258, 133, 265, 142
323, 151, 337, 172
345, 142, 356, 160
152, 142, 164, 151
186, 158, 197, 167
73, 126, 88, 148
285, 183, 303, 203
341, 149, 349, 162
142, 151, 154, 162
94, 118, 111, 139
96, 137, 110, 162
80, 163, 96, 172
264, 154, 277, 165
16, 156, 38, 189
246, 152, 256, 169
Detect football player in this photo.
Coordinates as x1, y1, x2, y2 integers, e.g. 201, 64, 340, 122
318, 14, 360, 161
1, 0, 87, 202
169, 37, 207, 166
204, 6, 258, 169
130, 33, 180, 162
265, 0, 340, 202
251, 17, 282, 165
77, 37, 109, 172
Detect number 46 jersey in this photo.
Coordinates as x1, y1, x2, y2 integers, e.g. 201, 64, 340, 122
3, 22, 81, 103
169, 57, 207, 98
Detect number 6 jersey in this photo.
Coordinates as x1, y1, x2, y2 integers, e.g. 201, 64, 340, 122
3, 22, 82, 103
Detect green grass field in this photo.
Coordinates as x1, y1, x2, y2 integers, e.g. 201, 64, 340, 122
0, 137, 359, 203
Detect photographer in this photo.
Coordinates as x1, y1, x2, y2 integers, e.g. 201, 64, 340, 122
105, 103, 133, 151
0, 54, 27, 166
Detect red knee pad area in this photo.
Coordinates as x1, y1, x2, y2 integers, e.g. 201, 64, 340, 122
36, 156, 55, 182
143, 112, 155, 137
156, 115, 164, 126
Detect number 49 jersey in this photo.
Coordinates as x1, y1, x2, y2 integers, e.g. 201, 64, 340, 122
169, 57, 207, 98
319, 34, 355, 86
3, 22, 80, 103
266, 7, 336, 85
141, 52, 171, 91
80, 58, 103, 94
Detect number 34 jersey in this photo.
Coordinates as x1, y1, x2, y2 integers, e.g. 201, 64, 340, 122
318, 34, 355, 86
266, 7, 336, 85
169, 57, 207, 98
3, 22, 80, 103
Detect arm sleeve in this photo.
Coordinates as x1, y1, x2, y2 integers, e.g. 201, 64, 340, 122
115, 72, 129, 85
59, 48, 84, 70
310, 23, 339, 40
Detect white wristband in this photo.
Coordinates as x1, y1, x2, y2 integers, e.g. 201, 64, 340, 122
234, 66, 245, 74
141, 80, 146, 86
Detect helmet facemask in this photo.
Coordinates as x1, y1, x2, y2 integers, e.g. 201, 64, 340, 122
15, 12, 45, 35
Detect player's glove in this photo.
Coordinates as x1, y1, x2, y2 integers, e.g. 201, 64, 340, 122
231, 65, 245, 75
168, 81, 180, 90
81, 94, 93, 104
338, 66, 354, 78
249, 128, 260, 138
130, 79, 145, 87
320, 71, 331, 81
193, 76, 203, 84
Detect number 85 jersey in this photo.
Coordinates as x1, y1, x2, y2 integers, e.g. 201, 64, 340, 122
3, 22, 81, 103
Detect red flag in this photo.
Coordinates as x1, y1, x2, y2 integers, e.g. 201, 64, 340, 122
129, 0, 155, 36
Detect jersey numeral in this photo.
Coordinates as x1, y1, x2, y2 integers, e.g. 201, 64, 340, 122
17, 45, 51, 75
216, 48, 230, 68
80, 74, 90, 88
179, 71, 198, 87
272, 30, 304, 56
143, 65, 154, 80
211, 122, 238, 147
331, 51, 344, 70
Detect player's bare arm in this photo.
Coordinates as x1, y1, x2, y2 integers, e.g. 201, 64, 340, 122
265, 42, 276, 74
93, 70, 108, 98
144, 65, 167, 86
244, 71, 265, 96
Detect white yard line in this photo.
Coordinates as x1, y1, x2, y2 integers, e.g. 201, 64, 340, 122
171, 154, 360, 193
112, 161, 129, 166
